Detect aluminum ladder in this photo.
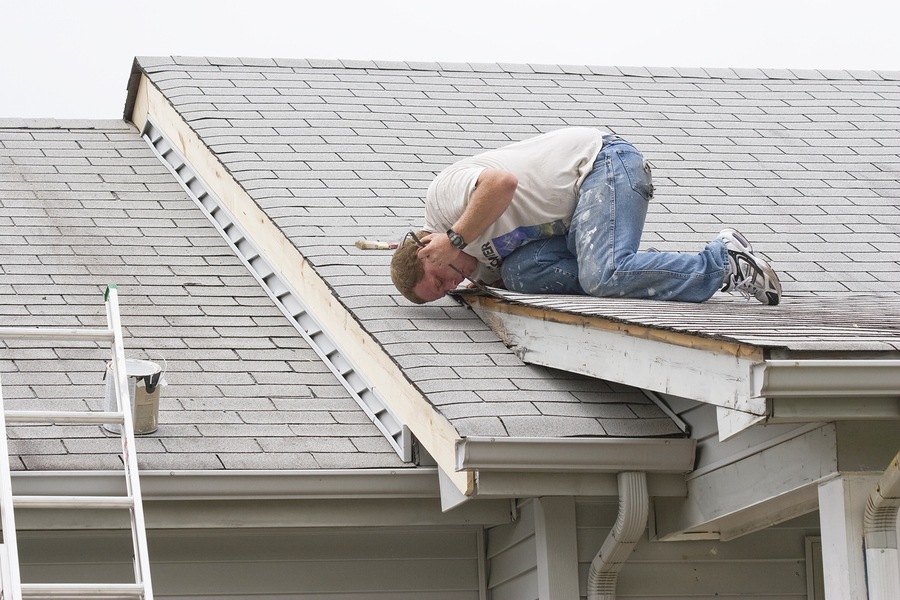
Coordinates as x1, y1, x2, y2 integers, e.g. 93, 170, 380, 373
0, 284, 153, 599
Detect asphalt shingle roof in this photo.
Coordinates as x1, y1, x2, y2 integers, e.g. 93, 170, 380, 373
132, 56, 688, 440
129, 56, 900, 437
0, 120, 408, 471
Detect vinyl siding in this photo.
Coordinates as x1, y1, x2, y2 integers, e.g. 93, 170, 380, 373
576, 499, 820, 599
17, 526, 485, 599
486, 499, 539, 600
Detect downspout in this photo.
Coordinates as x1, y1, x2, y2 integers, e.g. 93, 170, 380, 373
864, 452, 900, 600
587, 471, 649, 600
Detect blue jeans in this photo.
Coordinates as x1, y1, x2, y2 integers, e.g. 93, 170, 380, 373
501, 138, 729, 302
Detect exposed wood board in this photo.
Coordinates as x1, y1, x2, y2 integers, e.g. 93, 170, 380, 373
467, 297, 766, 414
128, 74, 474, 497
461, 291, 900, 354
652, 425, 839, 541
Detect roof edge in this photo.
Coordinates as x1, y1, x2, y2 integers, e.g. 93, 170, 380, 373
130, 55, 900, 82
123, 57, 144, 122
12, 469, 439, 500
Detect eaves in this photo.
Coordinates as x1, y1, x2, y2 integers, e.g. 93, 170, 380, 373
463, 291, 900, 441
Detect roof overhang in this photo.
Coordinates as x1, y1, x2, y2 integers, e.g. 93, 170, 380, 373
465, 296, 900, 440
10, 469, 514, 530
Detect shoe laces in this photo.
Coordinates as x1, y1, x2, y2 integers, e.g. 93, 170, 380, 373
726, 251, 763, 302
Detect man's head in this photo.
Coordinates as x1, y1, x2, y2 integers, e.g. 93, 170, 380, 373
391, 230, 475, 304
391, 230, 430, 304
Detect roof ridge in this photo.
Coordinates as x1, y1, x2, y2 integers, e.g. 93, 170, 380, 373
135, 55, 900, 82
0, 118, 132, 130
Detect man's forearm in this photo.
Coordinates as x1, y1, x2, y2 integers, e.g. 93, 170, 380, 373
450, 168, 518, 243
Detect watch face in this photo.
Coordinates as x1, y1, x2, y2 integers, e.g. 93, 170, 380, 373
448, 230, 466, 249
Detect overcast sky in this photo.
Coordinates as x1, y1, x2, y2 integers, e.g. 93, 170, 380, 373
1, 0, 897, 119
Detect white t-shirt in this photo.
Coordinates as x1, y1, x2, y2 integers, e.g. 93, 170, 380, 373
424, 127, 606, 282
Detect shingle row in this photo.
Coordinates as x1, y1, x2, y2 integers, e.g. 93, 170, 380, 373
0, 123, 408, 471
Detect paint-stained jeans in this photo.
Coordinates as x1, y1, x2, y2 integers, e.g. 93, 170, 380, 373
501, 138, 729, 302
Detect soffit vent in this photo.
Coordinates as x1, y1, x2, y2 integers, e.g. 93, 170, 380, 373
142, 120, 412, 462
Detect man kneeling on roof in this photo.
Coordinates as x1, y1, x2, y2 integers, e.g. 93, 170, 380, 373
391, 127, 781, 306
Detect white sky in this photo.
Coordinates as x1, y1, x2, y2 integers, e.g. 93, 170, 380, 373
1, 0, 898, 119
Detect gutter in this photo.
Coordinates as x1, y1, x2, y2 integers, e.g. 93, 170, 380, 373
753, 360, 900, 398
11, 469, 439, 500
864, 452, 900, 600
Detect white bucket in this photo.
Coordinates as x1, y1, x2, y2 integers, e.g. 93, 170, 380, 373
103, 358, 164, 435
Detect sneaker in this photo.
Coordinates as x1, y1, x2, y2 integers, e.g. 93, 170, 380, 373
718, 228, 782, 305
718, 227, 753, 254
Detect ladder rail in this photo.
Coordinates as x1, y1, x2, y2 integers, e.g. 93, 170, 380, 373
0, 374, 24, 600
0, 285, 154, 600
105, 285, 154, 600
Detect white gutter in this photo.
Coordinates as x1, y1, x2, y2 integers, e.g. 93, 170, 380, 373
753, 360, 900, 398
864, 452, 900, 600
11, 469, 438, 500
586, 471, 649, 600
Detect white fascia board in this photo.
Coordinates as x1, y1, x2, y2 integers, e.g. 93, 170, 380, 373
456, 437, 696, 473
468, 298, 767, 415
472, 471, 687, 499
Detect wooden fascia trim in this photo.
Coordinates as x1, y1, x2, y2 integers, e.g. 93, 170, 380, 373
127, 72, 473, 497
466, 295, 766, 413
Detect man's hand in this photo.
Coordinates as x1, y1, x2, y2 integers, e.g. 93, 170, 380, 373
417, 232, 461, 267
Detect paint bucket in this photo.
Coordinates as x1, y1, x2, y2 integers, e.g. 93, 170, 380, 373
103, 358, 164, 435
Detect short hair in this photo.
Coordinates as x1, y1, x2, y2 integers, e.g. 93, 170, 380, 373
390, 230, 430, 304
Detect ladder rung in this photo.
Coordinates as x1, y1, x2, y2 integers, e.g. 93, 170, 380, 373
5, 411, 125, 425
0, 327, 113, 342
21, 582, 145, 598
13, 496, 134, 509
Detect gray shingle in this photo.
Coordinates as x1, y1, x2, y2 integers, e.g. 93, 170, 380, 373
133, 56, 900, 440
0, 123, 410, 473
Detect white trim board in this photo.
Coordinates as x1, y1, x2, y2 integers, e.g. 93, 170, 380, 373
468, 297, 900, 441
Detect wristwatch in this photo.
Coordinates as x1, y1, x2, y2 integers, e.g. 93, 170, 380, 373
447, 228, 467, 249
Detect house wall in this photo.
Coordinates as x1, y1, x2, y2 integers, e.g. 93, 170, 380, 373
17, 526, 486, 599
577, 498, 821, 599
485, 496, 821, 600
486, 499, 539, 600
